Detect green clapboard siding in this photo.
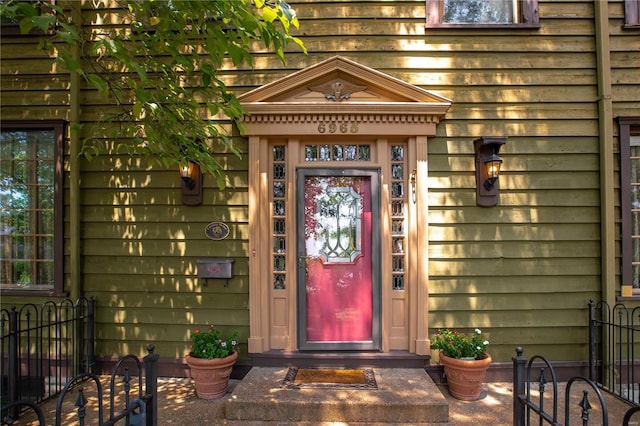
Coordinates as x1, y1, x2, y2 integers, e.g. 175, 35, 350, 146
1, 0, 639, 365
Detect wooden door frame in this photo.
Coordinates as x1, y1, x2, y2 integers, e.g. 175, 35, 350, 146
239, 57, 451, 356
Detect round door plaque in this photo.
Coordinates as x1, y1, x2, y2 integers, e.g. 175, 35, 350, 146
205, 222, 230, 240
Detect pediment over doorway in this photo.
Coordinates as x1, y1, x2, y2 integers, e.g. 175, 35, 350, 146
243, 57, 442, 357
239, 56, 451, 136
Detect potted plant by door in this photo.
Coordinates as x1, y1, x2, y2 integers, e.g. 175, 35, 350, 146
431, 328, 491, 401
185, 325, 239, 399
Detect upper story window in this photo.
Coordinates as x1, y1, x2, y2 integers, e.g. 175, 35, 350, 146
620, 117, 640, 296
625, 0, 640, 27
426, 0, 540, 28
0, 120, 64, 296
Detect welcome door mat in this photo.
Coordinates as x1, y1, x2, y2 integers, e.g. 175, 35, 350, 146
281, 367, 377, 390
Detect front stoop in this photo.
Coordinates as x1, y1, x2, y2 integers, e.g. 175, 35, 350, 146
224, 367, 449, 424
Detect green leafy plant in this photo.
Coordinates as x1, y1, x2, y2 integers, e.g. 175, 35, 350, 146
431, 328, 489, 360
0, 0, 306, 187
189, 325, 239, 359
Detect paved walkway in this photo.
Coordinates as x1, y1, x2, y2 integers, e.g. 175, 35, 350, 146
156, 377, 637, 425
27, 375, 640, 425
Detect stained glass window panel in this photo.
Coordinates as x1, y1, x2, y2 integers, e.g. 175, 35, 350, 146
273, 146, 285, 161
273, 164, 285, 180
273, 200, 285, 216
305, 145, 318, 161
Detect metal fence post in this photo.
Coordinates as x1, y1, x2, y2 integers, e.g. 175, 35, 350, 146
87, 297, 95, 374
143, 344, 159, 426
513, 346, 527, 426
588, 299, 596, 381
75, 299, 84, 376
7, 306, 18, 419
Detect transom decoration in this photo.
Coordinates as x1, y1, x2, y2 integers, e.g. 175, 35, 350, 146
305, 144, 371, 162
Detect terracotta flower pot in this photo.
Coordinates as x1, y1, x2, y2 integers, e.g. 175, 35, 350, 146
439, 352, 492, 401
185, 350, 238, 399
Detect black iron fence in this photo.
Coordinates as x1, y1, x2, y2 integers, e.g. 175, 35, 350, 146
2, 344, 158, 426
0, 297, 95, 412
588, 299, 640, 405
513, 347, 611, 426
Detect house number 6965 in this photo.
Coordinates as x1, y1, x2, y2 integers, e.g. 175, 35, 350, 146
317, 122, 359, 134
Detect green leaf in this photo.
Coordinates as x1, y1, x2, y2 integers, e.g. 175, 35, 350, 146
87, 74, 108, 94
15, 2, 38, 17
227, 42, 244, 66
19, 19, 34, 35
31, 15, 55, 32
22, 0, 307, 181
57, 22, 80, 44
202, 71, 211, 87
59, 52, 82, 73
132, 102, 143, 119
292, 36, 307, 54
262, 6, 277, 23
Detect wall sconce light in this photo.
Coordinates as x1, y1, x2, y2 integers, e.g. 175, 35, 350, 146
474, 137, 506, 207
179, 161, 203, 206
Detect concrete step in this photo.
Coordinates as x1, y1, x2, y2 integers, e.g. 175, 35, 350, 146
224, 367, 449, 424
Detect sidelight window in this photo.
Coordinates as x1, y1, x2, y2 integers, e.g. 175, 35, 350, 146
272, 144, 287, 290
391, 144, 407, 291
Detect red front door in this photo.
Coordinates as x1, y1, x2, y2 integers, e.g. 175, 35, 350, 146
297, 169, 380, 351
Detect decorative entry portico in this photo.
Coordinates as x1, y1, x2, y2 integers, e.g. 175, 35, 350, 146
239, 56, 451, 356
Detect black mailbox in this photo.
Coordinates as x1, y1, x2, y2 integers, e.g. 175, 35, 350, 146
197, 258, 234, 286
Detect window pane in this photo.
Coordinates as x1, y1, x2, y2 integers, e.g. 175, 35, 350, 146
633, 212, 640, 235
273, 182, 285, 198
0, 127, 57, 289
392, 219, 404, 235
274, 274, 286, 290
273, 200, 285, 216
305, 145, 318, 161
392, 182, 404, 198
393, 275, 404, 291
38, 261, 54, 285
391, 146, 404, 161
632, 141, 640, 288
273, 255, 286, 271
392, 200, 404, 216
273, 145, 285, 161
333, 145, 343, 161
443, 0, 514, 24
273, 163, 285, 180
345, 145, 357, 161
358, 145, 371, 161
273, 236, 286, 253
273, 219, 285, 234
392, 164, 403, 180
319, 145, 331, 161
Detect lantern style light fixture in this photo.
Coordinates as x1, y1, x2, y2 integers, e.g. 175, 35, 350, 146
179, 161, 203, 206
473, 136, 506, 207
